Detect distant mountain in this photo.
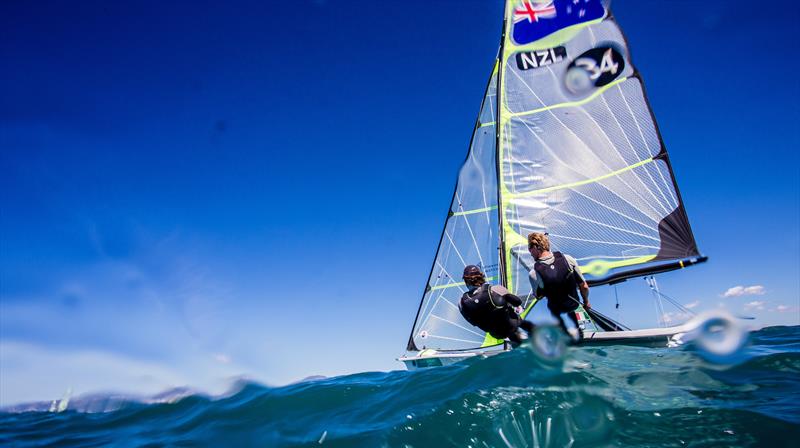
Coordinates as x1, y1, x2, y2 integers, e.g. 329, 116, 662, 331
2, 377, 332, 413
2, 387, 206, 414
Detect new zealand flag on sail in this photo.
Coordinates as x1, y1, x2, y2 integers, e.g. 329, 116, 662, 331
512, 0, 605, 45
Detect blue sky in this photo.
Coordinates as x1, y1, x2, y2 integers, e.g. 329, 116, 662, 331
1, 0, 798, 405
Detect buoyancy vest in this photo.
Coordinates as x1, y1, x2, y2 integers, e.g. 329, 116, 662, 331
534, 252, 580, 313
459, 284, 518, 338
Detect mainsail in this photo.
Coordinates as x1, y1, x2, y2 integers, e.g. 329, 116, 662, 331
407, 0, 704, 353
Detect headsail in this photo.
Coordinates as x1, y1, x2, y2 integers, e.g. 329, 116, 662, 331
497, 0, 701, 297
406, 65, 503, 352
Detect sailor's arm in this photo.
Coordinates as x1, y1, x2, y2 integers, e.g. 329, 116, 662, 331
504, 293, 523, 307
491, 285, 523, 307
567, 255, 591, 309
458, 296, 479, 326
528, 270, 545, 299
514, 248, 534, 271
514, 250, 545, 298
578, 281, 590, 309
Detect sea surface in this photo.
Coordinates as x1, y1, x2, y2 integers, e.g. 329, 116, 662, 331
2, 325, 799, 447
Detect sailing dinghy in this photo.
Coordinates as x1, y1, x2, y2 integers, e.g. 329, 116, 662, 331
400, 0, 708, 370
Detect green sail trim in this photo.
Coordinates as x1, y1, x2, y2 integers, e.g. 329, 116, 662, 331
502, 220, 658, 278
508, 157, 656, 199
579, 255, 657, 277
522, 297, 539, 319
508, 77, 628, 119
480, 333, 504, 347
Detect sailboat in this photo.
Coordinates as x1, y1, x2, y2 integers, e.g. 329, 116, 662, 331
400, 0, 707, 370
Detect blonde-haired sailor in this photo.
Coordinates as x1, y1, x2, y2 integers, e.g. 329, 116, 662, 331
527, 232, 591, 341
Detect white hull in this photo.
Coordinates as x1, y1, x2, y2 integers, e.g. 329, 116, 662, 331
400, 324, 692, 370
399, 349, 503, 370
579, 326, 686, 346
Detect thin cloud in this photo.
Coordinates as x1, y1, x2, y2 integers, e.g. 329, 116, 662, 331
743, 301, 766, 311
662, 311, 690, 324
684, 300, 701, 309
722, 285, 765, 298
770, 304, 798, 312
213, 353, 232, 364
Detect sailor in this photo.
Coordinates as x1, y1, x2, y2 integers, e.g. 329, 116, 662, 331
458, 265, 535, 346
527, 232, 591, 341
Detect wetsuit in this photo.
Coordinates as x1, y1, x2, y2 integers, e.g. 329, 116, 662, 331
532, 252, 584, 338
459, 283, 534, 345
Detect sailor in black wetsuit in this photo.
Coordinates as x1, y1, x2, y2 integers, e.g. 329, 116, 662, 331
527, 232, 591, 341
458, 265, 535, 347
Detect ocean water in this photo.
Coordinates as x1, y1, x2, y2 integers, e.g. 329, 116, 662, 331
1, 325, 799, 447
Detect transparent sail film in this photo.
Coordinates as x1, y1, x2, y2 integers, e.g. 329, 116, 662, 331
407, 65, 502, 352
497, 0, 699, 297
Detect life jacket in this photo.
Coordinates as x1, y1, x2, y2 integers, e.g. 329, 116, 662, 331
534, 252, 580, 313
459, 284, 518, 338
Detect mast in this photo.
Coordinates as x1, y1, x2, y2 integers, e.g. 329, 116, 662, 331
494, 0, 510, 289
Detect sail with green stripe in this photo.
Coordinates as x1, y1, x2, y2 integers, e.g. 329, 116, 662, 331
406, 65, 511, 352
406, 0, 702, 353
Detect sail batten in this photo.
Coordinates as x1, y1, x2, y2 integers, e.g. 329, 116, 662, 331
508, 157, 655, 198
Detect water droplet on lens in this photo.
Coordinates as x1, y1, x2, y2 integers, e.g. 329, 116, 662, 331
565, 396, 615, 445
528, 325, 568, 366
565, 67, 592, 94
685, 311, 749, 364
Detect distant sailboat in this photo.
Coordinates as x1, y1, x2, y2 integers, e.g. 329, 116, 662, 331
400, 0, 707, 369
50, 388, 72, 413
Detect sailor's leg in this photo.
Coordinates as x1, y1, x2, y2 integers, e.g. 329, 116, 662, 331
554, 314, 569, 336
507, 330, 523, 348
566, 310, 583, 341
519, 319, 535, 336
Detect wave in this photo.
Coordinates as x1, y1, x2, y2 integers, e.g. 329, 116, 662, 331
1, 325, 799, 447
